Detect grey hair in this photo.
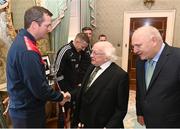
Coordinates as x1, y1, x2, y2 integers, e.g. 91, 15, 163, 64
95, 41, 118, 62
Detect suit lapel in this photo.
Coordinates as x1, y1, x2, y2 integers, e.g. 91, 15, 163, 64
81, 65, 95, 92
147, 44, 171, 92
138, 60, 147, 94
84, 63, 115, 103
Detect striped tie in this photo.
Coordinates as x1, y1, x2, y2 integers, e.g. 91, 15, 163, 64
85, 66, 101, 91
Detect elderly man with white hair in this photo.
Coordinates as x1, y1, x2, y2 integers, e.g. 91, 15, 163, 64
73, 41, 129, 128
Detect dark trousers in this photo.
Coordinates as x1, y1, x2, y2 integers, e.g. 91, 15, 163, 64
58, 101, 76, 128
9, 108, 46, 128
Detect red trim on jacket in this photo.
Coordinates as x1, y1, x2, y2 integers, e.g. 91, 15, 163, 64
24, 36, 45, 64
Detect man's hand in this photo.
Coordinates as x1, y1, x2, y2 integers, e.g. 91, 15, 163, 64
60, 91, 71, 105
64, 92, 71, 101
137, 115, 145, 126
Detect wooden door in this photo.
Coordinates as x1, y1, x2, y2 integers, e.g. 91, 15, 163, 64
128, 17, 167, 90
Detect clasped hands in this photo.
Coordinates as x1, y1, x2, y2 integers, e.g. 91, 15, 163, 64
60, 91, 71, 105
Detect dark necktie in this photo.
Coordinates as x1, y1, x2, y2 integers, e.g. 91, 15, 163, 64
145, 60, 155, 89
85, 66, 101, 91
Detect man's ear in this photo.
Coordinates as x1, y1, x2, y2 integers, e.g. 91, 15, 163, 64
31, 21, 39, 30
151, 35, 157, 46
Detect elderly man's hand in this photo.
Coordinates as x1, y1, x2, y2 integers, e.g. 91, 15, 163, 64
60, 91, 71, 105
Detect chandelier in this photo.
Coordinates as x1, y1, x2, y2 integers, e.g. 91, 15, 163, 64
144, 0, 155, 9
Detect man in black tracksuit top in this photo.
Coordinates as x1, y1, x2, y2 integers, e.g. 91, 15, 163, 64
55, 33, 89, 127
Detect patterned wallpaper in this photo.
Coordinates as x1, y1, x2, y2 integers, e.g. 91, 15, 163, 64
94, 0, 180, 66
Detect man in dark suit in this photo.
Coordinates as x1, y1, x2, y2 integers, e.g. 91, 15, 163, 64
132, 26, 180, 128
73, 41, 129, 128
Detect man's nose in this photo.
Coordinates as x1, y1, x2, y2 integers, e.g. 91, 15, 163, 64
82, 47, 86, 51
132, 47, 138, 54
48, 29, 51, 33
90, 53, 94, 57
48, 26, 52, 32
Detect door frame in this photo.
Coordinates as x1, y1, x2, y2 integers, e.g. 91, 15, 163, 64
121, 10, 176, 71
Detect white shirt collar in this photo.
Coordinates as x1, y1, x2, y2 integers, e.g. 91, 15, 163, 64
99, 61, 112, 70
89, 61, 112, 86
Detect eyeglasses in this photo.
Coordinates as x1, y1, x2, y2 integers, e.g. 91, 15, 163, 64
91, 50, 105, 56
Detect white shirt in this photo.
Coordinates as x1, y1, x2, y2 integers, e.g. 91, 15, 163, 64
89, 61, 112, 86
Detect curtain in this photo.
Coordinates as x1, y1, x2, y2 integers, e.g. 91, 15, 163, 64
80, 0, 96, 30
42, 0, 71, 52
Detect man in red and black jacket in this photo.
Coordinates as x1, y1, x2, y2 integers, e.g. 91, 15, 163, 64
6, 6, 70, 128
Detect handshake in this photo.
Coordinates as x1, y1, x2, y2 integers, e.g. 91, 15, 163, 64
60, 91, 71, 105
